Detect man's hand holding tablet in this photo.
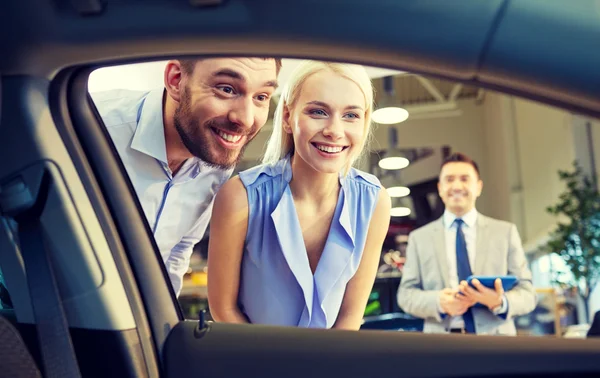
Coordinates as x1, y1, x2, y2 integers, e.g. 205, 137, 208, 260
457, 276, 519, 311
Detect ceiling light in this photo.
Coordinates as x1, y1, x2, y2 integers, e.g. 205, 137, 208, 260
390, 207, 411, 217
378, 157, 409, 170
387, 186, 411, 197
372, 107, 409, 124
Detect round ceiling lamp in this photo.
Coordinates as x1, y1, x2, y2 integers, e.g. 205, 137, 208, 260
378, 156, 409, 170
372, 107, 409, 125
386, 186, 411, 198
390, 207, 411, 217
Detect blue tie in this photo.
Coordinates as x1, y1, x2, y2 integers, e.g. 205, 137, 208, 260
455, 219, 476, 333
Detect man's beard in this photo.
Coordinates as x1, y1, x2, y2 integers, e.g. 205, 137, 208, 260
173, 90, 257, 170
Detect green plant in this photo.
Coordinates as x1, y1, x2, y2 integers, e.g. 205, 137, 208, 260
544, 161, 600, 323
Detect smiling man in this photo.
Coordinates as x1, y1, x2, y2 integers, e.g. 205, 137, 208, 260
92, 58, 281, 296
397, 152, 536, 335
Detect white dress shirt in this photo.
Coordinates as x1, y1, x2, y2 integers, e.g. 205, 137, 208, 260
439, 208, 507, 329
92, 88, 233, 296
442, 208, 477, 329
443, 208, 478, 290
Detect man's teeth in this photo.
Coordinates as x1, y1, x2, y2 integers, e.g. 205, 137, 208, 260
316, 145, 344, 153
217, 130, 242, 143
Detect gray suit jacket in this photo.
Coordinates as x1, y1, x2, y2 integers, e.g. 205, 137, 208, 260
397, 214, 536, 335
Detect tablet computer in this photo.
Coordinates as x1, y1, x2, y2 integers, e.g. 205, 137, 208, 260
465, 275, 519, 308
466, 275, 519, 291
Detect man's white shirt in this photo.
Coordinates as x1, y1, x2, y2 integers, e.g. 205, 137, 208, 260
92, 88, 232, 295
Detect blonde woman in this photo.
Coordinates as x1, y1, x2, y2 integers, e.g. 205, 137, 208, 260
207, 60, 391, 330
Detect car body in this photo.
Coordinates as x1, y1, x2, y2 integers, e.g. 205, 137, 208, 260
1, 0, 600, 377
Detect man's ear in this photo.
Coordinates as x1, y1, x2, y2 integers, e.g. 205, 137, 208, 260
164, 60, 185, 103
476, 179, 483, 197
282, 105, 293, 134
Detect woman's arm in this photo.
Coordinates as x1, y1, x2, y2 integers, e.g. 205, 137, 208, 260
207, 176, 250, 323
332, 189, 391, 330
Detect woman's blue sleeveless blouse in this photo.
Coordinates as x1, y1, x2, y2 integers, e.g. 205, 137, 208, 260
237, 157, 381, 328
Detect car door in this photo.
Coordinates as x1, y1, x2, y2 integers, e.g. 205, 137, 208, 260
2, 0, 600, 378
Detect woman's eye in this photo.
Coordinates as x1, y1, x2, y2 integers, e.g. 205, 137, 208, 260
344, 113, 360, 119
310, 109, 327, 116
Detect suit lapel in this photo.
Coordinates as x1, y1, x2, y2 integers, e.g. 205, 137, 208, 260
474, 214, 488, 274
432, 218, 450, 287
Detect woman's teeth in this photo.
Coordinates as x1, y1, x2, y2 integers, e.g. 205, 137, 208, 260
316, 145, 344, 153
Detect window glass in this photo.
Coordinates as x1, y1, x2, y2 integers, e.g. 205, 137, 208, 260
88, 58, 600, 338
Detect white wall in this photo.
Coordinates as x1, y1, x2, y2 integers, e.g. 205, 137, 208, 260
481, 92, 520, 225
88, 61, 167, 93
480, 92, 577, 247
590, 118, 600, 180
513, 97, 576, 245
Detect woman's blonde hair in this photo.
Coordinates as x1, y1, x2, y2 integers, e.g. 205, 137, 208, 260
262, 60, 374, 175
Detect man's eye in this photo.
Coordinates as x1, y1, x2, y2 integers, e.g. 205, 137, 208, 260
256, 94, 270, 102
217, 85, 235, 95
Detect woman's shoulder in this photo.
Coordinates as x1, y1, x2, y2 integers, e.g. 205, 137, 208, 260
214, 176, 248, 213
238, 159, 288, 188
345, 167, 382, 189
343, 168, 389, 223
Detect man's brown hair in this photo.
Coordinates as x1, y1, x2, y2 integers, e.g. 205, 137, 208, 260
440, 152, 480, 178
179, 57, 283, 76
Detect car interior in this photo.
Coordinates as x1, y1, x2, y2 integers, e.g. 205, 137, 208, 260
1, 0, 600, 378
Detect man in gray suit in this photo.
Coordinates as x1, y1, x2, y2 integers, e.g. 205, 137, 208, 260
397, 153, 536, 335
